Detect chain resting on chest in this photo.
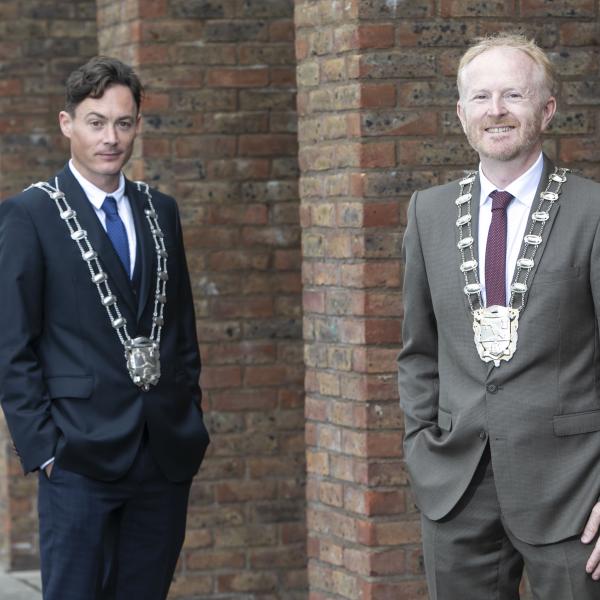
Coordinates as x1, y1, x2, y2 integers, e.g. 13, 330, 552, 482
26, 179, 169, 390
454, 167, 569, 366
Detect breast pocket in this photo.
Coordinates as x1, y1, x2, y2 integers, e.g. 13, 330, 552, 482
535, 266, 581, 284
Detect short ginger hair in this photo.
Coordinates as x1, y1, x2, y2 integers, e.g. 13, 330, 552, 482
457, 33, 557, 99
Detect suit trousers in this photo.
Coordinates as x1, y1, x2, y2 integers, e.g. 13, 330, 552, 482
38, 435, 192, 600
420, 446, 600, 600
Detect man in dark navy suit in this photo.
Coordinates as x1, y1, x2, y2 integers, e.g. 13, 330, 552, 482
0, 56, 209, 600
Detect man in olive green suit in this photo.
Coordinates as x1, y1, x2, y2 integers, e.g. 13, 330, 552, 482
398, 33, 600, 599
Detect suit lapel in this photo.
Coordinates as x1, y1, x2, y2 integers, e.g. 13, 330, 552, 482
508, 156, 560, 310
125, 178, 154, 322
55, 166, 138, 319
456, 172, 482, 314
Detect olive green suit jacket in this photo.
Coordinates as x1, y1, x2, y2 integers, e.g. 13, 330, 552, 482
398, 157, 600, 544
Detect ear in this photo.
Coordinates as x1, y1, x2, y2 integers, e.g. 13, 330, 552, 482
457, 99, 467, 134
540, 95, 557, 133
135, 112, 142, 134
59, 111, 73, 139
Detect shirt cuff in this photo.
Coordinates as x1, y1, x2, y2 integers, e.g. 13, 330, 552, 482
40, 458, 55, 470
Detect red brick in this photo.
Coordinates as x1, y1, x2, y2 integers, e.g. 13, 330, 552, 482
211, 389, 278, 411
239, 134, 298, 156
244, 365, 289, 386
270, 19, 295, 42
360, 579, 429, 600
207, 67, 269, 88
215, 481, 278, 503
521, 0, 594, 17
218, 571, 278, 593
187, 549, 246, 570
361, 83, 396, 108
560, 138, 600, 163
560, 22, 600, 46
0, 79, 22, 96
357, 519, 422, 546
441, 0, 516, 17
360, 142, 396, 168
357, 24, 395, 49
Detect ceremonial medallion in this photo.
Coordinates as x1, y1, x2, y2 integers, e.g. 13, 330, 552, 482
473, 306, 519, 367
126, 337, 161, 390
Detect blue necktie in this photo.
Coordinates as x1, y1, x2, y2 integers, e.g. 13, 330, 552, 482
101, 196, 131, 278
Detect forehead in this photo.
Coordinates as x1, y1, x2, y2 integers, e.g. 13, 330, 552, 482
74, 84, 137, 117
461, 47, 540, 91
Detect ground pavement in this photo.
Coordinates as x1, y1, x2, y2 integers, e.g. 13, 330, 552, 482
0, 569, 41, 600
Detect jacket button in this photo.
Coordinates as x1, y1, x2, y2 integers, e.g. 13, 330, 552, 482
479, 430, 487, 440
486, 383, 498, 393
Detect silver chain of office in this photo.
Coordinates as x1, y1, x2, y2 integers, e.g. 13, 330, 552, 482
26, 179, 168, 390
456, 167, 569, 313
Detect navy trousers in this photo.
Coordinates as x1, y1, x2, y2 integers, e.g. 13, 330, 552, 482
38, 437, 192, 600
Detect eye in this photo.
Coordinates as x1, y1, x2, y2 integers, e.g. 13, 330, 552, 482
118, 120, 133, 130
89, 120, 103, 128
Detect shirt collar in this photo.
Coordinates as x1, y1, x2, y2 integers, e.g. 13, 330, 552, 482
479, 152, 544, 209
68, 159, 126, 211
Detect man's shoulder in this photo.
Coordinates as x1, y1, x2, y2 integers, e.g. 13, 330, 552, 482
1, 178, 59, 216
564, 170, 600, 194
412, 176, 467, 213
127, 179, 177, 209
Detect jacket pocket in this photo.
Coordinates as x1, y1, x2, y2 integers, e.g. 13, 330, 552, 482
438, 407, 453, 432
45, 376, 94, 399
535, 266, 580, 284
553, 409, 600, 436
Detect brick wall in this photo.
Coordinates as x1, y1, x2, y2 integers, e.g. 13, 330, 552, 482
2, 0, 600, 597
0, 0, 97, 569
96, 1, 306, 598
296, 0, 600, 598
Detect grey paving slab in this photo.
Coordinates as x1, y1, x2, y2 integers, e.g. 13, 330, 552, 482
0, 569, 42, 600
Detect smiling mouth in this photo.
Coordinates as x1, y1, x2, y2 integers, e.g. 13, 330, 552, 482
486, 126, 515, 133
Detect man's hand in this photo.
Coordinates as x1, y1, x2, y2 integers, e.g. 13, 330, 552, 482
44, 462, 54, 479
582, 502, 600, 579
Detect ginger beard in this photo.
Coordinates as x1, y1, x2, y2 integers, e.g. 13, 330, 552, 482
461, 105, 546, 163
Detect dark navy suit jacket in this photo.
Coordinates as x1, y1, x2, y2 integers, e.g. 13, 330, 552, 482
0, 165, 209, 482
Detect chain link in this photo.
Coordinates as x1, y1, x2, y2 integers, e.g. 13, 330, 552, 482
26, 178, 168, 351
456, 167, 569, 313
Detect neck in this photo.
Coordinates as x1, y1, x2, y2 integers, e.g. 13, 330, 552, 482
70, 159, 120, 194
480, 146, 542, 190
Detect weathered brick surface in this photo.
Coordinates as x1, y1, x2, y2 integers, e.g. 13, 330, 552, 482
1, 1, 600, 598
97, 1, 304, 598
0, 0, 98, 570
296, 0, 600, 599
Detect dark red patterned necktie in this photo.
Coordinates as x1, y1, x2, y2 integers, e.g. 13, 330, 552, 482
485, 190, 514, 307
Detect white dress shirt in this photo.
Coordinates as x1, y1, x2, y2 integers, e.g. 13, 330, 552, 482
477, 153, 544, 305
69, 160, 137, 277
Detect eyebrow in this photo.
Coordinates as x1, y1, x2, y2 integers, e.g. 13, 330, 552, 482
83, 112, 134, 120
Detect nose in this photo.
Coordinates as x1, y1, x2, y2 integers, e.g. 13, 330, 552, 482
104, 126, 118, 145
489, 94, 508, 117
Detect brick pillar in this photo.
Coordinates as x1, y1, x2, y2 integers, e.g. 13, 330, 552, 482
97, 1, 305, 597
296, 1, 427, 597
297, 1, 600, 598
0, 0, 97, 569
